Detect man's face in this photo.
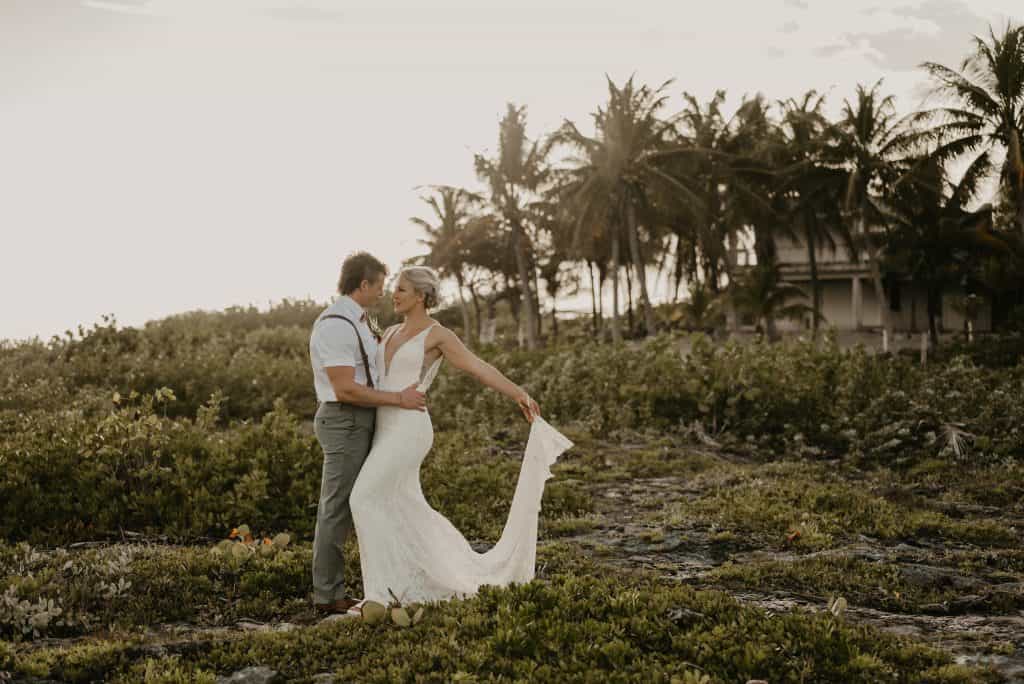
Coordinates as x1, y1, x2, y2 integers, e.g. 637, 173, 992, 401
363, 271, 386, 306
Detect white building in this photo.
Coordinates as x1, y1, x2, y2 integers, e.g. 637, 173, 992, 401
764, 229, 992, 334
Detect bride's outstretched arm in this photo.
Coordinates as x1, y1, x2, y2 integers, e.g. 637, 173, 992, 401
434, 326, 540, 422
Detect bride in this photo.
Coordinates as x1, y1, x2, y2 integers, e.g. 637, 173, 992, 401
349, 266, 573, 607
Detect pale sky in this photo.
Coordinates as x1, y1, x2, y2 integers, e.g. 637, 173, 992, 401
1, 0, 1020, 343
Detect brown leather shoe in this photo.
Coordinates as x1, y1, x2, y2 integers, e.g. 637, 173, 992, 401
314, 597, 360, 615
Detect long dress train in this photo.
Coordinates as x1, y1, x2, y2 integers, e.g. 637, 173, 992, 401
349, 323, 573, 604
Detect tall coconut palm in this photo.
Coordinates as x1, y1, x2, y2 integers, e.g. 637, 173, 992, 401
777, 91, 851, 338
531, 191, 583, 341
876, 153, 1006, 346
556, 75, 703, 337
727, 93, 790, 269
474, 103, 551, 350
410, 185, 482, 344
459, 213, 515, 342
836, 80, 916, 340
673, 90, 790, 333
675, 90, 732, 293
918, 22, 1024, 235
552, 120, 627, 341
724, 93, 799, 340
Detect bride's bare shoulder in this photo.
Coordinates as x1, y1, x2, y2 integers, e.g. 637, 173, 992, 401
426, 321, 461, 347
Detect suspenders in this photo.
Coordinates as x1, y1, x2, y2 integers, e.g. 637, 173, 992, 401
318, 314, 375, 389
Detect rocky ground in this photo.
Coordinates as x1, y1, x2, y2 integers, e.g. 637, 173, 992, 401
551, 438, 1024, 682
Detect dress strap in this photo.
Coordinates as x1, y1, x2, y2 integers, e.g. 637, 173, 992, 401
382, 325, 401, 346
417, 355, 444, 393
416, 323, 443, 392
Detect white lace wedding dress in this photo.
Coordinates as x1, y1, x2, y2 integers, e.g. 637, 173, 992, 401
350, 323, 573, 605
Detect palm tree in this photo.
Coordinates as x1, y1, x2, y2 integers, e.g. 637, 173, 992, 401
459, 213, 515, 342
557, 75, 702, 337
836, 80, 915, 341
918, 22, 1024, 235
533, 192, 583, 341
728, 260, 816, 342
876, 154, 1007, 346
474, 103, 551, 350
552, 119, 626, 342
674, 90, 793, 333
724, 93, 803, 340
777, 91, 851, 338
409, 185, 482, 344
675, 90, 731, 292
726, 93, 790, 271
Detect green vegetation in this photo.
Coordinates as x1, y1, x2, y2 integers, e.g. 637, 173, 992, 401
2, 545, 998, 683
3, 298, 1023, 678
6, 321, 1024, 548
668, 461, 1020, 551
707, 554, 1024, 616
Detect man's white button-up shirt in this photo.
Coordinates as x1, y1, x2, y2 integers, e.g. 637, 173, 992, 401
309, 295, 381, 402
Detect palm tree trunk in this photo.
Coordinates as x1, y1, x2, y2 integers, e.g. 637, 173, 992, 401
625, 200, 656, 336
753, 224, 777, 266
707, 258, 721, 294
532, 257, 543, 339
927, 285, 940, 348
588, 261, 599, 336
673, 231, 686, 303
610, 231, 623, 343
625, 262, 635, 333
868, 252, 890, 345
468, 283, 483, 341
455, 277, 473, 348
505, 274, 520, 327
510, 220, 539, 350
857, 214, 892, 347
1009, 129, 1024, 235
805, 210, 822, 338
725, 231, 739, 333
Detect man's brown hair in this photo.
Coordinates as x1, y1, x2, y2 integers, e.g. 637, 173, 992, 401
338, 252, 388, 295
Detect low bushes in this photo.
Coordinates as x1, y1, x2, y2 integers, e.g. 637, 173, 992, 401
0, 389, 591, 546
3, 545, 993, 683
2, 304, 1022, 546
0, 540, 319, 642
0, 392, 323, 546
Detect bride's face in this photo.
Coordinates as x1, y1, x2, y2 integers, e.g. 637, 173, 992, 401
392, 276, 424, 315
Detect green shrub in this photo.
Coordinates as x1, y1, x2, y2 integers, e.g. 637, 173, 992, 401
0, 391, 323, 545
3, 306, 1023, 545
0, 540, 323, 641
7, 550, 993, 683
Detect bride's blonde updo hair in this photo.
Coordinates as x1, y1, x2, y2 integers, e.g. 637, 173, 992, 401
399, 266, 442, 310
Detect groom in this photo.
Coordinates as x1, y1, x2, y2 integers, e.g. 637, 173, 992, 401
309, 251, 427, 615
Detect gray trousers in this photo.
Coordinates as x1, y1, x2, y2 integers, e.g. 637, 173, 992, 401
312, 401, 376, 604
